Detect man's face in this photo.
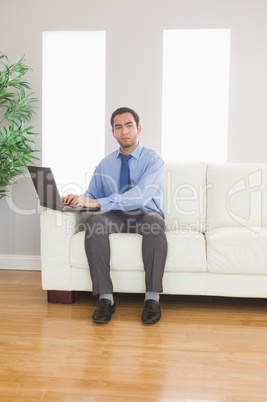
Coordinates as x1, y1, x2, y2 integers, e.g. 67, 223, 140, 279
112, 113, 141, 151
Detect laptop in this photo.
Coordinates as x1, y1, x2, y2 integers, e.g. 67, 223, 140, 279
28, 166, 100, 212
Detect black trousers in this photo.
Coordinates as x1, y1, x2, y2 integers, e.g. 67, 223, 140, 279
84, 209, 168, 296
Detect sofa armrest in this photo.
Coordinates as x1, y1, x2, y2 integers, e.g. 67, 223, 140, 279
40, 209, 81, 291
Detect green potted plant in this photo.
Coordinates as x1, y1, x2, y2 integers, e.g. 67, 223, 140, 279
0, 52, 39, 200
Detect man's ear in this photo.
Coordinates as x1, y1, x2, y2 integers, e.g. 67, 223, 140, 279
137, 124, 141, 135
112, 128, 116, 139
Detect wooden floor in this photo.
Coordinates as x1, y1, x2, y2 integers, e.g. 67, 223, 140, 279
1, 271, 267, 402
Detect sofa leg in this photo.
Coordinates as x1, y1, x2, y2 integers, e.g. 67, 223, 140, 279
47, 290, 75, 304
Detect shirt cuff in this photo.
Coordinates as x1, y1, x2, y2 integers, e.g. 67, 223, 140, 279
98, 193, 122, 211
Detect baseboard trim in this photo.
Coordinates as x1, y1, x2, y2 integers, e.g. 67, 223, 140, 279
0, 254, 41, 271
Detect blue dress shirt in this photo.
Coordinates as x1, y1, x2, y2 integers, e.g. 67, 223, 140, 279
84, 143, 165, 216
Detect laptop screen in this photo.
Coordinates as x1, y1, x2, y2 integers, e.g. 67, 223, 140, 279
28, 166, 64, 209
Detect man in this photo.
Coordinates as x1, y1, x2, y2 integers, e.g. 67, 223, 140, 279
62, 107, 167, 324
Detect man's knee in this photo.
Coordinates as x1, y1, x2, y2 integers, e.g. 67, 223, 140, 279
136, 213, 166, 236
86, 214, 106, 232
85, 214, 106, 240
85, 213, 125, 239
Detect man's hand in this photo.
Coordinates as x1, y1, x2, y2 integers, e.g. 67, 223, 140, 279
62, 194, 78, 206
62, 194, 100, 208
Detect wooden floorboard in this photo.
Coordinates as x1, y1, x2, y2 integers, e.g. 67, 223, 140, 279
1, 270, 267, 401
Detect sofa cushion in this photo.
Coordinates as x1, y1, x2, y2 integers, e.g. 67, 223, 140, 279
70, 230, 206, 273
206, 227, 267, 274
165, 230, 206, 272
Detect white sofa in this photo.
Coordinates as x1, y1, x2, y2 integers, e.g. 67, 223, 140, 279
40, 162, 267, 303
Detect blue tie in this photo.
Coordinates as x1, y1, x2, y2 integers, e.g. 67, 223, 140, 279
119, 154, 132, 193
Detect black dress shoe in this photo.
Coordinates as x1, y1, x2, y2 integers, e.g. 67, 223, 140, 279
142, 299, 161, 324
92, 299, 115, 323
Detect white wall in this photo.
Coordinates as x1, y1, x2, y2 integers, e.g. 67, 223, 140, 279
1, 0, 267, 258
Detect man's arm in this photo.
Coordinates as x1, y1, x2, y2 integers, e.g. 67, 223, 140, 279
62, 194, 100, 208
81, 152, 164, 212
62, 163, 104, 209
98, 155, 164, 212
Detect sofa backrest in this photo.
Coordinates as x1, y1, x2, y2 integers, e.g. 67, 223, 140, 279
207, 163, 267, 229
163, 162, 207, 232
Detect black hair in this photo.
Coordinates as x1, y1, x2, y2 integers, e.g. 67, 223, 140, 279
110, 107, 140, 128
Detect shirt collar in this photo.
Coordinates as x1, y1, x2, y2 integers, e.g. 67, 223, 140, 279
116, 142, 143, 160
